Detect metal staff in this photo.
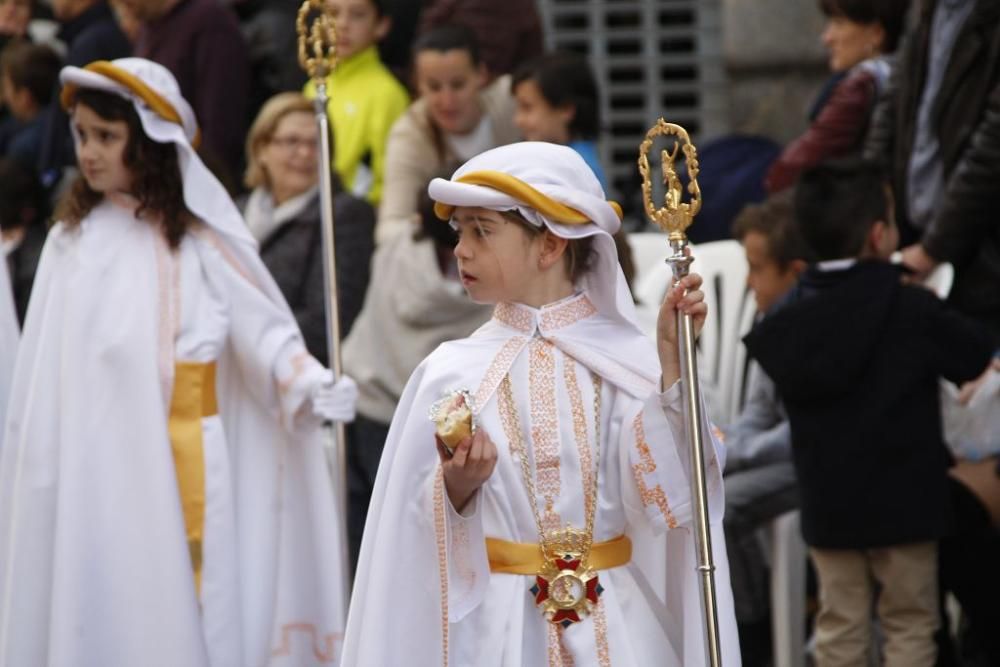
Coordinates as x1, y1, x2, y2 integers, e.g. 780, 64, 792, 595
297, 0, 350, 598
638, 119, 722, 667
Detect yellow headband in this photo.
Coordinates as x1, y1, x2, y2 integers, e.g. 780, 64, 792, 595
61, 61, 201, 149
433, 170, 623, 224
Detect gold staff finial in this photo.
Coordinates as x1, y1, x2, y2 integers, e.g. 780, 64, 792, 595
637, 118, 701, 243
297, 0, 338, 82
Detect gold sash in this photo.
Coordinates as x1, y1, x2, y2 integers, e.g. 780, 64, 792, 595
486, 535, 632, 575
167, 361, 218, 594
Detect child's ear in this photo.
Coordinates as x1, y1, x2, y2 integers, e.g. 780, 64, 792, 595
475, 62, 489, 89
538, 231, 569, 270
790, 258, 808, 276
375, 15, 392, 42
557, 103, 576, 129
865, 220, 889, 256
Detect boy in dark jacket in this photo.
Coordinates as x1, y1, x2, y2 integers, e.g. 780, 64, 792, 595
743, 161, 994, 667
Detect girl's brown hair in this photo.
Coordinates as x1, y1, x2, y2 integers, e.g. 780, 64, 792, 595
501, 209, 596, 284
55, 88, 193, 248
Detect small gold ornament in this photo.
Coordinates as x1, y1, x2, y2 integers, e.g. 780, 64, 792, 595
637, 119, 701, 243
296, 0, 338, 82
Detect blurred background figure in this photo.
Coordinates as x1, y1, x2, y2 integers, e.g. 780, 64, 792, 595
867, 0, 1000, 343
0, 0, 31, 50
303, 0, 409, 207
377, 24, 518, 243
0, 156, 47, 325
240, 91, 374, 366
723, 191, 810, 666
342, 167, 491, 570
766, 0, 909, 193
119, 0, 251, 186
34, 0, 131, 191
510, 50, 636, 294
512, 51, 607, 188
0, 40, 60, 164
417, 0, 542, 81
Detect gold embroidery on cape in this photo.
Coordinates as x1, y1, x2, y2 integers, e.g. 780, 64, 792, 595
529, 338, 561, 532
433, 466, 450, 666
270, 623, 341, 663
631, 413, 679, 529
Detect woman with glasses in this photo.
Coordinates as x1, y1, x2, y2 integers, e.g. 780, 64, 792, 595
240, 92, 375, 364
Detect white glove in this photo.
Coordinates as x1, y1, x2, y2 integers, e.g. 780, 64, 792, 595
311, 371, 358, 423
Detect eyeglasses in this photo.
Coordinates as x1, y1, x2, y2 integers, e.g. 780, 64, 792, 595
269, 135, 317, 152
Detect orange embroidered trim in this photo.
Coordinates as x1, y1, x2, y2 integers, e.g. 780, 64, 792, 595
529, 338, 561, 532
493, 302, 534, 333
593, 600, 612, 667
433, 466, 450, 667
540, 294, 597, 332
631, 413, 678, 529
548, 622, 575, 667
270, 623, 341, 663
564, 361, 595, 516
154, 233, 177, 406
473, 336, 529, 411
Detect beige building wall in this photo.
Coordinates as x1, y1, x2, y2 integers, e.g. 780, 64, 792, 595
722, 0, 829, 144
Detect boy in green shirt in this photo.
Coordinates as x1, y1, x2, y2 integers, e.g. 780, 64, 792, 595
304, 0, 409, 205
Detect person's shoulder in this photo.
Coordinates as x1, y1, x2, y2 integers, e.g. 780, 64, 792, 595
388, 102, 434, 148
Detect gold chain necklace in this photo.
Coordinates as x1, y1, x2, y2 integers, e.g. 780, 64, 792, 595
499, 370, 603, 627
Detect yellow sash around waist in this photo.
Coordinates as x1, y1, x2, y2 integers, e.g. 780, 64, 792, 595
167, 361, 219, 595
486, 535, 632, 575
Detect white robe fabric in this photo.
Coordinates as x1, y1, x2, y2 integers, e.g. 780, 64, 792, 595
342, 292, 740, 666
0, 201, 346, 666
0, 259, 16, 451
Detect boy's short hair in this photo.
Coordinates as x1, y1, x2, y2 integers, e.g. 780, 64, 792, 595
731, 190, 814, 269
512, 52, 601, 140
794, 160, 891, 261
819, 0, 909, 53
413, 24, 481, 67
0, 41, 62, 106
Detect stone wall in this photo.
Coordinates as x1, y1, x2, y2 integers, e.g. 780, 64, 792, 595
721, 0, 829, 144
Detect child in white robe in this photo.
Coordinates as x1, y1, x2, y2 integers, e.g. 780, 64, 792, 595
342, 142, 740, 666
0, 58, 355, 666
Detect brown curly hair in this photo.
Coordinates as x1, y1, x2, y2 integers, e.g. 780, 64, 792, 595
55, 88, 194, 248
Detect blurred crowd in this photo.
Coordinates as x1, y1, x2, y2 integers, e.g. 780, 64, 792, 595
1, 0, 998, 666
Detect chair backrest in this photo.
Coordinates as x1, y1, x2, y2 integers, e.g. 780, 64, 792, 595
627, 236, 750, 423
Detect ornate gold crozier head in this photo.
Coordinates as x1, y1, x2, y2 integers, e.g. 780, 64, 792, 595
297, 0, 338, 84
637, 119, 701, 246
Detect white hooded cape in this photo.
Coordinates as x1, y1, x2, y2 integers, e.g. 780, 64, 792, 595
0, 58, 345, 666
342, 143, 739, 666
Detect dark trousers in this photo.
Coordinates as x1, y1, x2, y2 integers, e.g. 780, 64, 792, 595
345, 414, 391, 574
936, 477, 1000, 666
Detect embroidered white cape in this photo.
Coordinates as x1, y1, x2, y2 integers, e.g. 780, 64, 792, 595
341, 292, 741, 667
0, 202, 346, 666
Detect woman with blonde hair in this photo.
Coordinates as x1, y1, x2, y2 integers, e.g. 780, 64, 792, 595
241, 91, 375, 363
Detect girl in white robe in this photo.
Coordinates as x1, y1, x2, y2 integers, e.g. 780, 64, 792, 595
0, 58, 354, 666
342, 142, 740, 666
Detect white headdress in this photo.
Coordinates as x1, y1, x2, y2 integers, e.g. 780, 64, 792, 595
428, 141, 640, 329
59, 58, 254, 247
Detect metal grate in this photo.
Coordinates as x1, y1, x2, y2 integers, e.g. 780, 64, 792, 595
536, 0, 728, 219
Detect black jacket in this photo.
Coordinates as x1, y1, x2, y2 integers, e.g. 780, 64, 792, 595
866, 0, 1000, 339
744, 262, 994, 549
249, 192, 374, 368
6, 223, 47, 326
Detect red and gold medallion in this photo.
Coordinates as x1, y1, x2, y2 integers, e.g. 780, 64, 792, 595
528, 527, 604, 627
